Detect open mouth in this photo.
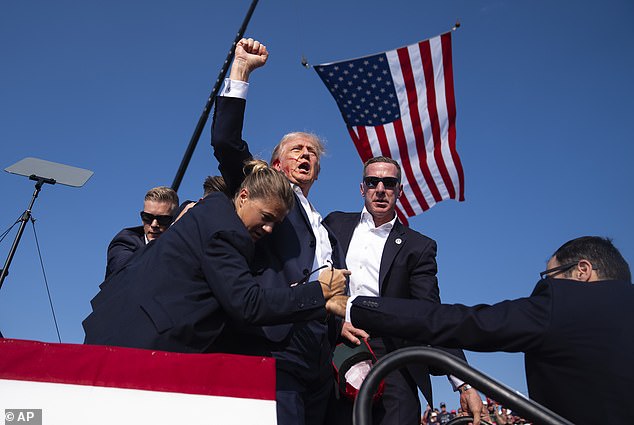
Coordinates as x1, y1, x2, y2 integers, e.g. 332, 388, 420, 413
297, 162, 311, 173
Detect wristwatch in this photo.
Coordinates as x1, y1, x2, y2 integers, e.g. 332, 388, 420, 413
458, 384, 473, 394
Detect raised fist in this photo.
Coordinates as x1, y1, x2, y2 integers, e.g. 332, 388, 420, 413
230, 37, 268, 81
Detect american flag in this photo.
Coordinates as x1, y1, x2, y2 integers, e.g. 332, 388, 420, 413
314, 32, 464, 224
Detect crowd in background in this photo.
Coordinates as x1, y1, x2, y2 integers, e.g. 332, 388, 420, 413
421, 399, 529, 424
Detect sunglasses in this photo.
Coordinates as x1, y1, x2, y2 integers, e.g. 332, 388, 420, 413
363, 176, 400, 189
140, 211, 173, 226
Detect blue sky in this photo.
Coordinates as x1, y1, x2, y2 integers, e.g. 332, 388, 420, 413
1, 0, 633, 411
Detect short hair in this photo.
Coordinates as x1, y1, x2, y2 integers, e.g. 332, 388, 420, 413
144, 186, 179, 210
362, 156, 402, 181
552, 236, 631, 282
239, 159, 295, 211
270, 132, 326, 175
202, 175, 228, 197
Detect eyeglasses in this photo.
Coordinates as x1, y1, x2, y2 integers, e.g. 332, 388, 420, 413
539, 262, 578, 280
363, 176, 400, 189
140, 211, 173, 226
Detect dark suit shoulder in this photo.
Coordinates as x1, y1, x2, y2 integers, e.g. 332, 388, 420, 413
105, 226, 145, 278
186, 193, 254, 259
323, 211, 359, 229
396, 223, 436, 249
109, 226, 144, 244
324, 211, 358, 221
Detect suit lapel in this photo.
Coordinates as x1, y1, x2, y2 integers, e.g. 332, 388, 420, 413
287, 195, 315, 269
291, 193, 313, 232
378, 220, 406, 294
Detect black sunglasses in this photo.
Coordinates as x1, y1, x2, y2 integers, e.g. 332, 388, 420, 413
363, 176, 400, 189
140, 211, 173, 226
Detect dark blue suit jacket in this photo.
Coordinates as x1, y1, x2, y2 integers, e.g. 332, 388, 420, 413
351, 278, 634, 425
211, 96, 345, 373
83, 194, 327, 353
105, 226, 144, 279
324, 211, 466, 406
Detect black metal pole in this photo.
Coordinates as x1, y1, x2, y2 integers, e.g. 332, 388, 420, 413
353, 347, 574, 425
171, 0, 259, 192
0, 175, 56, 291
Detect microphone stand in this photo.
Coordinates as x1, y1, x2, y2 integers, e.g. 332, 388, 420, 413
0, 175, 56, 291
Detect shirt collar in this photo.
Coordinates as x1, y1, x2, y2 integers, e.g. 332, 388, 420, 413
291, 183, 304, 198
360, 206, 397, 231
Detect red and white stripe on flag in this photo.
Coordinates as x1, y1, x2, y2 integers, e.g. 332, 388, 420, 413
315, 32, 464, 224
0, 338, 277, 424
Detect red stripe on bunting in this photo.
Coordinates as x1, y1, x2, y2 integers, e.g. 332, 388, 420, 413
0, 338, 276, 401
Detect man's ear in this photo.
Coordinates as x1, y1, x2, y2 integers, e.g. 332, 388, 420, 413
360, 182, 366, 197
576, 259, 595, 282
397, 183, 404, 200
272, 159, 281, 171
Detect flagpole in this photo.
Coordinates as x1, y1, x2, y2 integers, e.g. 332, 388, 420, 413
171, 0, 259, 192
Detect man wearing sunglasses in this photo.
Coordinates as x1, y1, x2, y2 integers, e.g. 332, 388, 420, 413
335, 236, 633, 425
105, 186, 178, 278
324, 157, 481, 425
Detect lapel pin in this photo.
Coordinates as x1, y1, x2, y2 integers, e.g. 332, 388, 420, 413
395, 238, 402, 245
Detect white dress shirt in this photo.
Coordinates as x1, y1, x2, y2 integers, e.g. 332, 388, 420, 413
347, 208, 396, 297
292, 185, 333, 271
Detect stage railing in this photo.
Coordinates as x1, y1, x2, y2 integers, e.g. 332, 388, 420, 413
353, 346, 574, 425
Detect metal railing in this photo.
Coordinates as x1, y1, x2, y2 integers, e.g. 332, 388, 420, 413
353, 346, 574, 425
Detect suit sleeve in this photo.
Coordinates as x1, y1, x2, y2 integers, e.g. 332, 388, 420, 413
211, 96, 253, 196
402, 238, 468, 367
351, 281, 552, 353
200, 230, 328, 325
